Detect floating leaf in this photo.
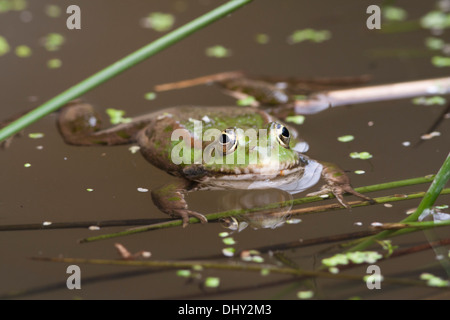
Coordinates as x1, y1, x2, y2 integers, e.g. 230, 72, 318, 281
425, 37, 445, 50
432, 56, 450, 67
176, 269, 191, 278
205, 45, 231, 58
143, 12, 175, 32
47, 58, 62, 69
255, 33, 269, 44
297, 290, 314, 299
383, 6, 407, 22
222, 247, 235, 257
222, 237, 236, 245
0, 36, 10, 56
350, 151, 373, 160
0, 0, 27, 13
322, 251, 382, 267
43, 33, 65, 51
420, 273, 449, 287
15, 45, 32, 57
237, 96, 256, 106
106, 108, 131, 124
144, 92, 156, 100
420, 11, 450, 30
45, 4, 61, 18
204, 277, 220, 288
337, 135, 354, 142
28, 132, 44, 139
412, 96, 447, 106
285, 115, 305, 125
288, 29, 331, 44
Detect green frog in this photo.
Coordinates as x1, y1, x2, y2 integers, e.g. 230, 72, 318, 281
57, 100, 374, 227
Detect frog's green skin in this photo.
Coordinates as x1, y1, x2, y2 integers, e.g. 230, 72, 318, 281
57, 101, 373, 226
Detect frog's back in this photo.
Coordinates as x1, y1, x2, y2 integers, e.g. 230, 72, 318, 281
137, 106, 274, 176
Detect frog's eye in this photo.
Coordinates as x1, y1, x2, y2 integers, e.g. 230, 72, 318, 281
272, 122, 290, 149
219, 128, 238, 155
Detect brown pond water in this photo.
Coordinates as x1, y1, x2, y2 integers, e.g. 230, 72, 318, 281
0, 0, 449, 300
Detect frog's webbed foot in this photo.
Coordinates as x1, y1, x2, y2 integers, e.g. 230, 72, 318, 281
151, 180, 207, 227
307, 161, 375, 208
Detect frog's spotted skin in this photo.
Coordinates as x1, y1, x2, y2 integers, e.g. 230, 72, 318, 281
57, 102, 374, 227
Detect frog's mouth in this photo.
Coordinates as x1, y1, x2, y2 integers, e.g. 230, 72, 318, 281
195, 156, 323, 195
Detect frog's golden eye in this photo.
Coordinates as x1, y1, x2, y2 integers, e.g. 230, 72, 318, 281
271, 122, 290, 149
219, 128, 238, 155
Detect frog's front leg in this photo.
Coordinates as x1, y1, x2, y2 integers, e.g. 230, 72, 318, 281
151, 179, 208, 227
307, 161, 375, 208
57, 100, 151, 146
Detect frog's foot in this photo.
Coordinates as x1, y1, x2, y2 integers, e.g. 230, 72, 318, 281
171, 209, 208, 228
151, 181, 208, 227
308, 161, 375, 208
307, 183, 375, 208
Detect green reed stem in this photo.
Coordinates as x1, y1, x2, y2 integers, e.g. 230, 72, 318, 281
348, 153, 450, 252
79, 175, 448, 244
0, 0, 252, 143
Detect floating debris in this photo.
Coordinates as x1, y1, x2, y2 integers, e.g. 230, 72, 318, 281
24, 163, 31, 167
88, 225, 100, 231
137, 187, 149, 193
402, 141, 411, 147
42, 221, 52, 226
128, 145, 140, 154
86, 188, 94, 192
421, 131, 441, 140
354, 170, 365, 175
285, 218, 302, 224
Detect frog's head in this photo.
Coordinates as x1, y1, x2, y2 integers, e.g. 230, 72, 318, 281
198, 121, 305, 177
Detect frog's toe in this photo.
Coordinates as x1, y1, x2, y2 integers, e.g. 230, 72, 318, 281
174, 209, 208, 227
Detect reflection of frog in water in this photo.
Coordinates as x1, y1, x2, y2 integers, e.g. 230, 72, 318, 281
4, 73, 375, 227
